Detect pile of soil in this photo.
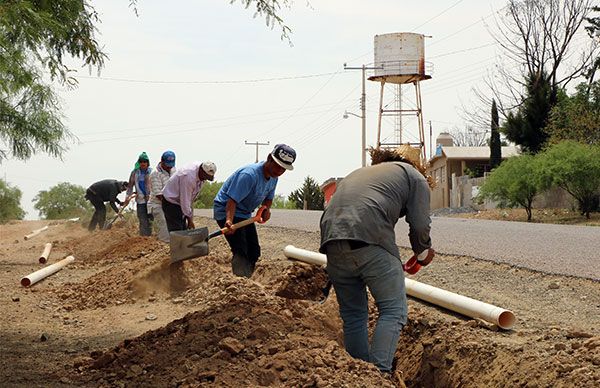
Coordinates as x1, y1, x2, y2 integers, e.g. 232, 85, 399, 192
1, 218, 599, 387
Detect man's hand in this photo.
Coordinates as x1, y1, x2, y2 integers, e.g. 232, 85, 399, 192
416, 248, 435, 266
186, 216, 195, 230
261, 207, 271, 222
223, 219, 235, 235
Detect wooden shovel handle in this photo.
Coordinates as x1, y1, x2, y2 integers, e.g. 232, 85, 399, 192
209, 206, 268, 239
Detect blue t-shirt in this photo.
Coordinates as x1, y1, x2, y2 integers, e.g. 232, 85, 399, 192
213, 162, 277, 220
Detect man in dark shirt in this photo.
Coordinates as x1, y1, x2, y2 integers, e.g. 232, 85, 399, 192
85, 179, 129, 231
319, 144, 435, 374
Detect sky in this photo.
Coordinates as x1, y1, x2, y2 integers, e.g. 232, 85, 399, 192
1, 0, 585, 219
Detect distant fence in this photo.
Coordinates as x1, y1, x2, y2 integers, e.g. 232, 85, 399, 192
450, 174, 577, 210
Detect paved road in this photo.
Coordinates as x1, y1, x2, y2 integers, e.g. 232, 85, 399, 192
195, 209, 600, 280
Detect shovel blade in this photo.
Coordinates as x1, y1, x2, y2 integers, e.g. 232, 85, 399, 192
169, 227, 209, 264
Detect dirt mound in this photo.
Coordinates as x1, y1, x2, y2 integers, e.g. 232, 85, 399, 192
397, 308, 600, 387
274, 262, 330, 301
76, 272, 396, 387
58, 228, 140, 264
55, 234, 172, 309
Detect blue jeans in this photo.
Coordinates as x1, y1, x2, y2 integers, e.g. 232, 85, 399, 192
325, 241, 407, 372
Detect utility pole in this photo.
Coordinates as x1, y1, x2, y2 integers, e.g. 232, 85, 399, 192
429, 120, 433, 162
245, 140, 269, 163
344, 63, 381, 167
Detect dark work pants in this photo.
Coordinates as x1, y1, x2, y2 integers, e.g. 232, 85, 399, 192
86, 190, 106, 231
136, 203, 153, 236
162, 198, 186, 232
216, 217, 260, 278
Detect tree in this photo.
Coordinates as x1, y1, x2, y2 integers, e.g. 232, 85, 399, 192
1, 1, 292, 162
0, 0, 106, 161
0, 180, 26, 223
477, 155, 540, 221
537, 141, 600, 218
271, 194, 296, 209
227, 0, 292, 41
466, 0, 598, 142
194, 181, 224, 209
545, 81, 600, 145
502, 72, 553, 153
33, 182, 90, 219
288, 176, 324, 210
489, 99, 502, 169
448, 127, 488, 147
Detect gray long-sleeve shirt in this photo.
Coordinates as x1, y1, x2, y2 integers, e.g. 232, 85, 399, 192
319, 162, 432, 259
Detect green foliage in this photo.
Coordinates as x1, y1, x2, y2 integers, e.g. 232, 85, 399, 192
271, 194, 296, 209
477, 155, 541, 221
231, 0, 292, 42
0, 0, 106, 160
194, 181, 224, 209
536, 141, 600, 218
545, 82, 600, 145
33, 182, 90, 219
0, 180, 26, 223
490, 99, 502, 169
288, 176, 324, 210
503, 72, 553, 153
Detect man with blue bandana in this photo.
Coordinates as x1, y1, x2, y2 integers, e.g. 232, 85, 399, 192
127, 152, 153, 236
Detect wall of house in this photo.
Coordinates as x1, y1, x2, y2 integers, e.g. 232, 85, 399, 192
449, 175, 577, 210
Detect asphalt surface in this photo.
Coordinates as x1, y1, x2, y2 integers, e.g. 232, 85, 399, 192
195, 209, 600, 281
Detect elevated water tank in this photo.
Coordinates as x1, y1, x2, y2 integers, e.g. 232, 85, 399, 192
436, 132, 454, 147
368, 32, 432, 84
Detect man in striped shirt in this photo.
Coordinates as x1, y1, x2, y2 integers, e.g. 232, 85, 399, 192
147, 151, 176, 242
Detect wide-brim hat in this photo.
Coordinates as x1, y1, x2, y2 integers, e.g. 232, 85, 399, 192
369, 145, 435, 188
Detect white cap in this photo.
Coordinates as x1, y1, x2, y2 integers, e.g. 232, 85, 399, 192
201, 161, 216, 181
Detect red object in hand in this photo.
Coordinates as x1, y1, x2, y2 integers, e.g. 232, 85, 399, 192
403, 256, 421, 274
403, 248, 435, 274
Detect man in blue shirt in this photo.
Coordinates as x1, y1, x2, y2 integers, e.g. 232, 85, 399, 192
214, 144, 296, 278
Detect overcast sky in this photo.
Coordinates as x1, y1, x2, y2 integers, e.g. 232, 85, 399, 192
0, 0, 569, 218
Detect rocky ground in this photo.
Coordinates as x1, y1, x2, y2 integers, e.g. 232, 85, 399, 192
1, 216, 599, 387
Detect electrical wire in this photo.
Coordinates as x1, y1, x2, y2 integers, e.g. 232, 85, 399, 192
411, 0, 465, 32
75, 72, 342, 85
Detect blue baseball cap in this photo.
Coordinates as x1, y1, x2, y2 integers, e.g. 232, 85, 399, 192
161, 150, 176, 167
271, 144, 296, 171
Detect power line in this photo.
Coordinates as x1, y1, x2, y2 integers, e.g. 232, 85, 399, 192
75, 71, 343, 85
411, 0, 465, 32
75, 99, 358, 137
430, 42, 496, 59
255, 70, 343, 138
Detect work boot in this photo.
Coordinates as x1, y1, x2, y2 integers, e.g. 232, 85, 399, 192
232, 254, 254, 278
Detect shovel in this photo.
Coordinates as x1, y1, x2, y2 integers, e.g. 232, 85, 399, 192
169, 206, 267, 264
103, 193, 136, 230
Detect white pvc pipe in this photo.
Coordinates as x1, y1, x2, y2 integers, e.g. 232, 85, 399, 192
283, 245, 516, 330
39, 243, 53, 264
24, 225, 49, 240
21, 256, 75, 287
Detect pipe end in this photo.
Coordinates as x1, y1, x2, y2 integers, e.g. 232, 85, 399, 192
21, 277, 31, 287
39, 257, 47, 264
498, 310, 516, 330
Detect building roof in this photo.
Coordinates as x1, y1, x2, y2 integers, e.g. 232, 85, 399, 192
431, 146, 520, 162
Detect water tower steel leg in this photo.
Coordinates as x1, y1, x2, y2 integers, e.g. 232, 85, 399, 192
376, 80, 385, 149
